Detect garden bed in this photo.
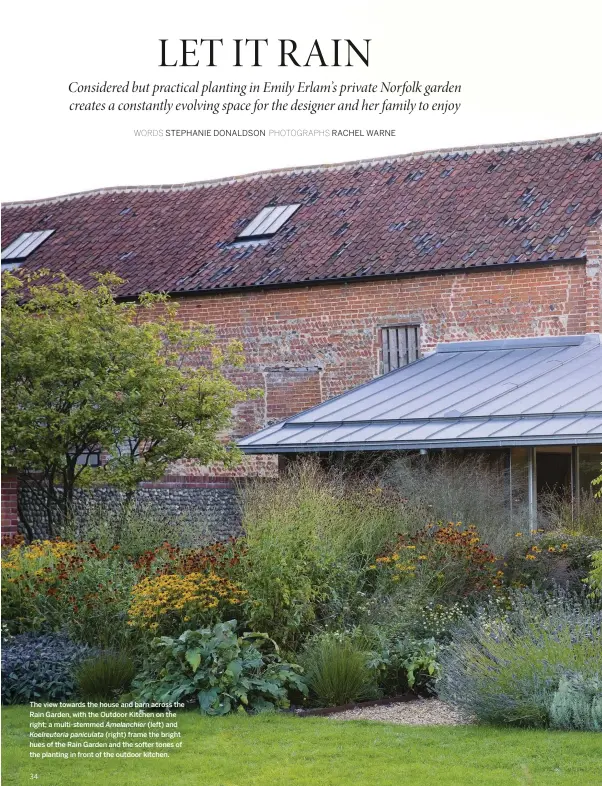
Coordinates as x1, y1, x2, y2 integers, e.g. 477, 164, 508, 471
2, 458, 600, 730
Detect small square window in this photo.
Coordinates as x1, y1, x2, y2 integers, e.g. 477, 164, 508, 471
381, 325, 420, 373
74, 451, 101, 467
237, 205, 300, 240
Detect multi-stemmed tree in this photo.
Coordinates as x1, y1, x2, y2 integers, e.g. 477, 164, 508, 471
2, 270, 257, 538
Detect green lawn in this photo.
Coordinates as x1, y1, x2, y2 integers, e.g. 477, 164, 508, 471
2, 706, 601, 786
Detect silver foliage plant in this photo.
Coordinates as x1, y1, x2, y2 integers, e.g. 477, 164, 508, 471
549, 674, 602, 731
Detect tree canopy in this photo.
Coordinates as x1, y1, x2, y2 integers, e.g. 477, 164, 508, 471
1, 270, 258, 536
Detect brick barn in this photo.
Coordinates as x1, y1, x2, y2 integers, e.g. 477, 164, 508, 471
2, 133, 602, 537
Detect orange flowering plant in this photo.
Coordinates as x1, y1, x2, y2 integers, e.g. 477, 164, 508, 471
370, 522, 499, 601
1, 538, 137, 647
132, 537, 245, 578
1, 538, 79, 632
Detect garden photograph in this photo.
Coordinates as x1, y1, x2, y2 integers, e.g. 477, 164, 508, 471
3, 0, 602, 777
1, 266, 601, 786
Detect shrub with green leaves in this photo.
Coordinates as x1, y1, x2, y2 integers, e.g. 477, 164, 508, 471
503, 532, 602, 592
75, 652, 136, 701
588, 550, 602, 599
300, 634, 378, 707
131, 620, 307, 715
437, 587, 602, 727
367, 636, 441, 696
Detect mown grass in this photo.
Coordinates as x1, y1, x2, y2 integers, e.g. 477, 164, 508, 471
3, 706, 601, 786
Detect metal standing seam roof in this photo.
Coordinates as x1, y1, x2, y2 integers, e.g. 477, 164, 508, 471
238, 334, 602, 453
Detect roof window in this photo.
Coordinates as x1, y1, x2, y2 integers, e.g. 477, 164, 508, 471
237, 205, 300, 240
1, 230, 55, 269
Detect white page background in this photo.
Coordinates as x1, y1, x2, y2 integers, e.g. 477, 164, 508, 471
2, 0, 601, 201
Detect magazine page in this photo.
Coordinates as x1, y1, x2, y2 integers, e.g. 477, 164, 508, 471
2, 1, 602, 785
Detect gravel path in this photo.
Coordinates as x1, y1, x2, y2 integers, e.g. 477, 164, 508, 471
331, 698, 472, 726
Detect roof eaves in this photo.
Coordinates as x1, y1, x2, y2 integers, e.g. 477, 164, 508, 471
240, 433, 602, 452
110, 256, 587, 302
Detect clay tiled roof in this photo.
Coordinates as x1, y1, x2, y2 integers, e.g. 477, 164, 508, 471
2, 134, 601, 298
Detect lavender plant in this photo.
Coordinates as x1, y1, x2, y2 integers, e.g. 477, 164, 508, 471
437, 587, 602, 727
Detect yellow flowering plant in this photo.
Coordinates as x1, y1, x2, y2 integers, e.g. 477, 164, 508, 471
370, 522, 499, 601
503, 532, 602, 592
1, 539, 78, 632
127, 571, 247, 635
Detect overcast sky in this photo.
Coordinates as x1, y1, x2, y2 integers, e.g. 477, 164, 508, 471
2, 0, 601, 202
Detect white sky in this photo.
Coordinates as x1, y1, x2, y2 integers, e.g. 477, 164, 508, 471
2, 0, 601, 202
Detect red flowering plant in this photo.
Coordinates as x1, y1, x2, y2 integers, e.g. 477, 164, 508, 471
1, 538, 137, 648
132, 536, 246, 579
370, 522, 500, 602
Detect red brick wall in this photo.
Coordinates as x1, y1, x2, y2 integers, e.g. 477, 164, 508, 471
585, 230, 602, 333
4, 251, 601, 509
162, 255, 599, 479
1, 473, 19, 536
265, 368, 323, 423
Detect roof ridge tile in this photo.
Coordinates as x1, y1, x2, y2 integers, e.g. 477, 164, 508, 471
4, 132, 601, 208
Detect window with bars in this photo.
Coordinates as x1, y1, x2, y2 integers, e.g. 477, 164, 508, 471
381, 325, 420, 373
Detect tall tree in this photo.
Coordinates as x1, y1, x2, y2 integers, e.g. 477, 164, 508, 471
2, 270, 257, 538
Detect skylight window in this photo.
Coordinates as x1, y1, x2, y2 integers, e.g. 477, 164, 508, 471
237, 205, 300, 240
1, 230, 55, 267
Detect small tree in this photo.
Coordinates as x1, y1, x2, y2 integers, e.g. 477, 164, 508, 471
2, 270, 257, 538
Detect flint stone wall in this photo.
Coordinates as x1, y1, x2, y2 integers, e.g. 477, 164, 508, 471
18, 485, 242, 543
